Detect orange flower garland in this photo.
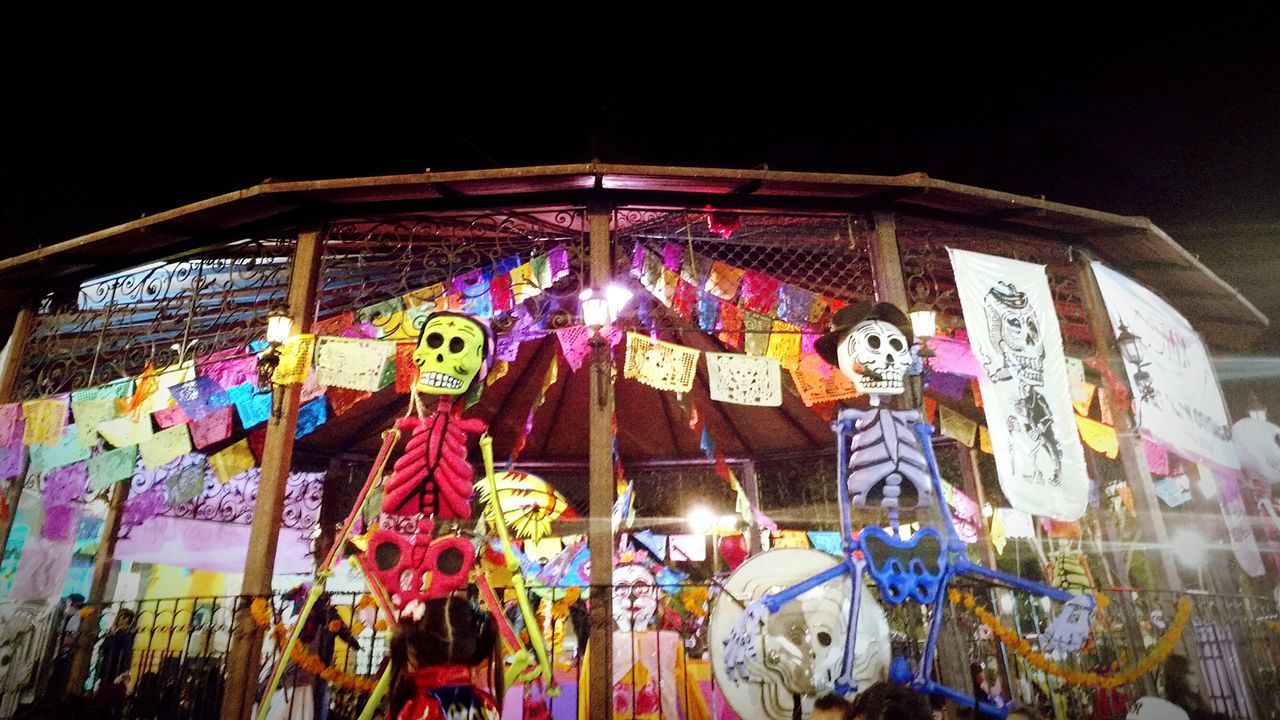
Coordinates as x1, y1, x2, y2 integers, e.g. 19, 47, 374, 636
250, 598, 379, 694
947, 589, 1192, 689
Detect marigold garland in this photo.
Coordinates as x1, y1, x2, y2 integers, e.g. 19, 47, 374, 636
947, 589, 1192, 690
250, 598, 379, 694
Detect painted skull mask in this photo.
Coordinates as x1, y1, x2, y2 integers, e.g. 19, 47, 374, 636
983, 282, 1045, 386
612, 563, 659, 632
836, 320, 911, 396
412, 312, 493, 396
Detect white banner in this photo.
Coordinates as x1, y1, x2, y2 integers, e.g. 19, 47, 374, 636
949, 249, 1089, 520
1090, 262, 1239, 471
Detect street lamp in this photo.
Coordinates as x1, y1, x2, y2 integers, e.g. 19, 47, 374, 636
1115, 320, 1154, 402
580, 284, 633, 332
257, 308, 293, 418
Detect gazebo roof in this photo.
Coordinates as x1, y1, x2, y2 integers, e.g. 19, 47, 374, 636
0, 164, 1265, 349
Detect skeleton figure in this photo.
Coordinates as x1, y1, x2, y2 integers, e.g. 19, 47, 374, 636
982, 282, 1062, 487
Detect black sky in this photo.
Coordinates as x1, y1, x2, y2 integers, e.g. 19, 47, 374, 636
3, 12, 1278, 402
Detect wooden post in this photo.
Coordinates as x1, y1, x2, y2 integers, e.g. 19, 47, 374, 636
586, 205, 615, 720
741, 461, 762, 554
868, 212, 921, 410
220, 230, 324, 720
959, 446, 999, 570
0, 307, 34, 556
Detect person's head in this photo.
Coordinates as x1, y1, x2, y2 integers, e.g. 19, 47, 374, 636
113, 609, 135, 629
849, 681, 931, 720
812, 693, 852, 720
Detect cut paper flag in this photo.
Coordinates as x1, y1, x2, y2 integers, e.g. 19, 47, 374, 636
661, 242, 684, 271
0, 444, 24, 480
719, 534, 748, 570
88, 446, 138, 492
706, 353, 782, 407
1154, 476, 1191, 508
43, 461, 88, 507
697, 292, 720, 333
22, 396, 68, 447
1144, 439, 1170, 476
226, 383, 271, 429
704, 261, 744, 301
990, 507, 1007, 556
556, 326, 594, 373
315, 337, 393, 392
152, 404, 189, 429
739, 270, 780, 314
394, 342, 418, 393
939, 481, 980, 544
28, 426, 91, 475
925, 335, 983, 378
997, 508, 1036, 539
765, 320, 802, 370
623, 333, 699, 392
295, 398, 328, 439
0, 403, 23, 446
778, 285, 820, 326
717, 302, 744, 351
169, 376, 231, 421
272, 334, 316, 386
771, 530, 810, 549
979, 426, 993, 454
632, 529, 668, 561
117, 364, 160, 416
807, 531, 843, 557
140, 425, 192, 470
671, 280, 698, 321
1075, 415, 1119, 459
668, 534, 706, 562
167, 456, 208, 505
741, 311, 773, 357
209, 439, 255, 484
140, 363, 197, 416
356, 298, 406, 328
10, 536, 75, 601
96, 415, 154, 448
41, 503, 82, 542
939, 406, 978, 447
71, 398, 119, 448
190, 406, 234, 450
1071, 381, 1097, 417
789, 355, 859, 407
327, 387, 371, 417
198, 349, 258, 391
313, 311, 357, 337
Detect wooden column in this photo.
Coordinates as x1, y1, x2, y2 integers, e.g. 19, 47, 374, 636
740, 461, 762, 554
221, 230, 324, 720
0, 307, 34, 555
868, 212, 921, 409
959, 447, 999, 570
586, 205, 616, 720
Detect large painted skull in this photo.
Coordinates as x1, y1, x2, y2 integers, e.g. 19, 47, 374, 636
759, 580, 850, 698
837, 320, 911, 396
983, 282, 1045, 386
612, 563, 658, 632
412, 312, 492, 396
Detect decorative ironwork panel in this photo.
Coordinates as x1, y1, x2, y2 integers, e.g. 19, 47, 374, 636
319, 211, 589, 338
120, 463, 323, 536
17, 238, 296, 401
614, 209, 876, 339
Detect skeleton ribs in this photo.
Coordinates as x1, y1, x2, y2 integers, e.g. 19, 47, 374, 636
845, 408, 933, 511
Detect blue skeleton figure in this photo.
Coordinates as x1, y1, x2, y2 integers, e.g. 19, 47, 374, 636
721, 304, 1096, 718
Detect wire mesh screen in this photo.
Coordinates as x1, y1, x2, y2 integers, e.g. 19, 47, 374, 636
16, 239, 296, 401
318, 212, 589, 340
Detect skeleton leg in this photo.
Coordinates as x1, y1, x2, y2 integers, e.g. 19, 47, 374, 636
833, 560, 866, 697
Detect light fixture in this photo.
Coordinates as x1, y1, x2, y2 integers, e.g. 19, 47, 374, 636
909, 306, 938, 339
1115, 321, 1143, 367
1171, 529, 1207, 569
687, 506, 716, 536
716, 514, 740, 534
266, 309, 294, 346
580, 284, 633, 332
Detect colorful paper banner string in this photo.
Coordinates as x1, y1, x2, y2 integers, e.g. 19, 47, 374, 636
198, 348, 258, 391
43, 460, 88, 507
939, 406, 978, 447
778, 284, 820, 326
741, 310, 773, 357
315, 337, 393, 392
71, 398, 119, 448
88, 446, 138, 491
272, 334, 316, 386
696, 292, 720, 333
140, 425, 193, 470
1075, 415, 1118, 459
671, 280, 698, 321
170, 376, 231, 421
556, 326, 593, 373
326, 387, 371, 417
209, 439, 255, 484
22, 396, 68, 447
789, 355, 859, 407
1143, 438, 1170, 475
28, 426, 91, 475
190, 406, 234, 450
623, 333, 699, 392
705, 353, 782, 407
740, 270, 780, 314
167, 455, 209, 505
717, 302, 745, 350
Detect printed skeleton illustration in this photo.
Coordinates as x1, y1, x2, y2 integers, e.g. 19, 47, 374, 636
982, 282, 1063, 487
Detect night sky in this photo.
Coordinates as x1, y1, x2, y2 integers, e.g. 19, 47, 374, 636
3, 12, 1277, 409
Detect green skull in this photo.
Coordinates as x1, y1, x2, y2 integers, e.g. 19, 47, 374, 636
412, 313, 491, 395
